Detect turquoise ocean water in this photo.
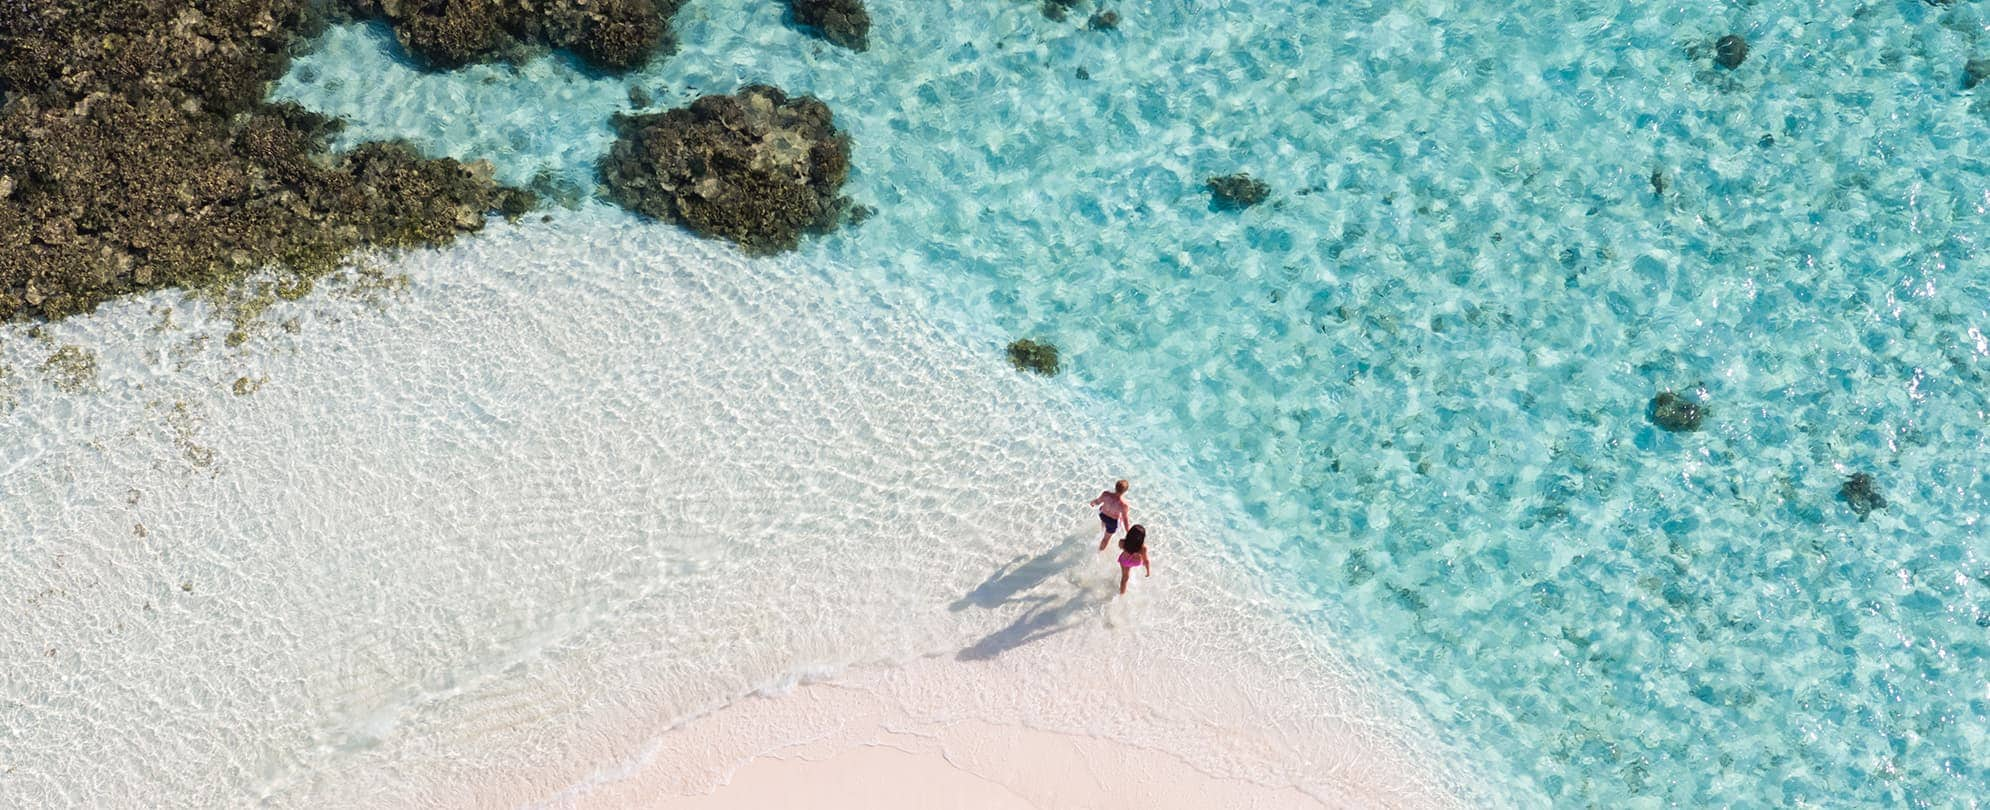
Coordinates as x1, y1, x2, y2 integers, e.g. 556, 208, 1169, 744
275, 1, 1990, 805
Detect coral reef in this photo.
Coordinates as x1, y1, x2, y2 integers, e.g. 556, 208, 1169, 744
599, 86, 852, 253
1088, 10, 1121, 31
1647, 390, 1704, 432
1205, 173, 1270, 209
340, 0, 686, 72
0, 0, 534, 321
789, 0, 870, 51
1839, 473, 1887, 521
1965, 58, 1989, 91
1006, 339, 1060, 376
1714, 35, 1749, 70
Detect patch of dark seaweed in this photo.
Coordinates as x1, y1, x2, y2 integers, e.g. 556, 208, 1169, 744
1006, 338, 1060, 376
1206, 173, 1271, 210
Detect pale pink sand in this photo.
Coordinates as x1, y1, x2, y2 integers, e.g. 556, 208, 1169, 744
553, 594, 1470, 810
641, 716, 1322, 810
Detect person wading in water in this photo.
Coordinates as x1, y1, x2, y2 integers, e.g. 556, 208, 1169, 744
1090, 479, 1131, 551
1116, 524, 1152, 596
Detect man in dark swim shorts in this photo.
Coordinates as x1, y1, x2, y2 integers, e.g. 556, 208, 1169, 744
1090, 479, 1131, 551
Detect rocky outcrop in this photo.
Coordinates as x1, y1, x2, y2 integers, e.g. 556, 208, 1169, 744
1839, 473, 1887, 521
600, 86, 852, 253
1206, 173, 1270, 209
0, 0, 534, 321
1007, 339, 1060, 376
1648, 390, 1705, 432
341, 0, 686, 72
789, 0, 870, 51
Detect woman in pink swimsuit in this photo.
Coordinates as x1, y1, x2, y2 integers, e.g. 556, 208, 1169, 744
1117, 524, 1151, 595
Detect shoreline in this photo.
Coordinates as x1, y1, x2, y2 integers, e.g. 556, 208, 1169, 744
0, 211, 1479, 807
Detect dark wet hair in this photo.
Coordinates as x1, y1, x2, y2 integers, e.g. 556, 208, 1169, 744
1114, 479, 1129, 494
1120, 524, 1146, 554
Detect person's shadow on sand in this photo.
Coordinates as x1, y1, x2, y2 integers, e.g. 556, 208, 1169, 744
951, 537, 1109, 661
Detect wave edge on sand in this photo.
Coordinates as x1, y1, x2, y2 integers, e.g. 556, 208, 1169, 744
1, 208, 1486, 808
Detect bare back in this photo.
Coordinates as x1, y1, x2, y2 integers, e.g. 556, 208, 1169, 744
1091, 490, 1128, 520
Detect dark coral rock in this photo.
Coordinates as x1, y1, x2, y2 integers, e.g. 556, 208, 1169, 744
1715, 35, 1749, 70
1648, 390, 1705, 432
337, 142, 535, 247
789, 0, 870, 51
1650, 170, 1667, 196
545, 0, 676, 72
1965, 58, 1990, 90
628, 85, 653, 109
1, 0, 307, 114
377, 0, 512, 69
1006, 339, 1060, 376
1840, 473, 1887, 521
599, 85, 853, 253
0, 0, 534, 321
342, 0, 683, 73
1042, 0, 1080, 22
1088, 10, 1120, 30
1206, 173, 1271, 209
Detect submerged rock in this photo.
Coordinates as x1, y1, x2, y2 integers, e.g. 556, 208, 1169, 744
1006, 339, 1060, 376
1648, 390, 1705, 433
1840, 473, 1887, 520
1, 0, 534, 321
1089, 10, 1121, 30
1715, 35, 1749, 70
1206, 173, 1271, 209
600, 86, 853, 253
1042, 0, 1081, 22
40, 345, 99, 393
1965, 58, 1990, 90
341, 0, 685, 72
789, 0, 870, 51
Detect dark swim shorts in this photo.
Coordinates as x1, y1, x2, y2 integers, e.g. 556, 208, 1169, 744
1099, 512, 1120, 534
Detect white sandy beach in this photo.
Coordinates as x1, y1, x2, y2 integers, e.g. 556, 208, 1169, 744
1, 211, 1476, 808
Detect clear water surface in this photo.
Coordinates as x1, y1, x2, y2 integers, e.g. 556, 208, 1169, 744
273, 0, 1990, 805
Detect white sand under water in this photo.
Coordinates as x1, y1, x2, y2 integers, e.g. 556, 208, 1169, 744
0, 208, 1478, 807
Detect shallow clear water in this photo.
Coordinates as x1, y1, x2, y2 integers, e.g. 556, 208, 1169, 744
2, 212, 1462, 806
137, 0, 1990, 804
